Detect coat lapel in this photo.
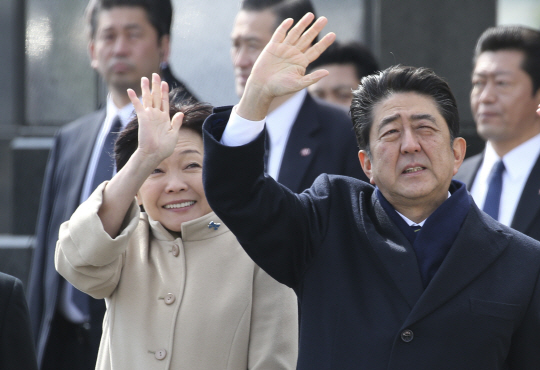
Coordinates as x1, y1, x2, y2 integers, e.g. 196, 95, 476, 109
277, 94, 321, 192
360, 193, 424, 308
404, 203, 509, 326
510, 153, 540, 234
59, 109, 106, 220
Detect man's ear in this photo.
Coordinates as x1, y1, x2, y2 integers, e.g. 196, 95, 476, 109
452, 137, 467, 176
158, 34, 170, 64
358, 150, 375, 185
89, 40, 98, 69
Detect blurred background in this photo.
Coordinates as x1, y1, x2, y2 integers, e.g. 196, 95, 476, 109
1, 0, 539, 286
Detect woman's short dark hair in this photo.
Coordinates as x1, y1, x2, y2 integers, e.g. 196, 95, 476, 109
114, 90, 212, 171
350, 65, 459, 156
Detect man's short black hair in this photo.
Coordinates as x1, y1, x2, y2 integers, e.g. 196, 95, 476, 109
474, 25, 540, 93
351, 65, 459, 156
240, 0, 318, 44
86, 0, 173, 40
307, 41, 379, 82
115, 91, 212, 171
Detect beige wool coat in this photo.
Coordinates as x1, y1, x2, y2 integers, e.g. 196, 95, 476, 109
55, 183, 298, 370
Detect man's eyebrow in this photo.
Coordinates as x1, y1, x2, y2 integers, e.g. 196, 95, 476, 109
410, 114, 436, 123
100, 23, 142, 33
377, 113, 400, 132
377, 113, 436, 133
231, 36, 263, 43
124, 23, 143, 31
472, 70, 514, 78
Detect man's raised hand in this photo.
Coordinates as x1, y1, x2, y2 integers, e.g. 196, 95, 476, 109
238, 13, 335, 120
127, 73, 184, 166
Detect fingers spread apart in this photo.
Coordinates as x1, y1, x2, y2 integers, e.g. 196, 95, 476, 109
271, 13, 334, 63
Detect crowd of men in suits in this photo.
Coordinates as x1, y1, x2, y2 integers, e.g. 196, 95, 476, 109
2, 0, 540, 369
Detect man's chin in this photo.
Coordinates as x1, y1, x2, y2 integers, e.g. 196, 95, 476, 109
109, 76, 140, 92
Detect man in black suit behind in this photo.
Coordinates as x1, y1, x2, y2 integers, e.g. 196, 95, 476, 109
455, 25, 540, 241
26, 0, 196, 369
0, 272, 37, 370
200, 13, 540, 369
230, 0, 366, 192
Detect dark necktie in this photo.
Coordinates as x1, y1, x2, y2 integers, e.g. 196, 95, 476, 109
91, 116, 122, 191
410, 225, 422, 241
483, 159, 505, 220
410, 225, 422, 233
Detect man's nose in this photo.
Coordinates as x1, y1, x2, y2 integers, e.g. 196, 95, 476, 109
400, 128, 421, 154
478, 81, 497, 103
232, 46, 253, 69
112, 35, 130, 55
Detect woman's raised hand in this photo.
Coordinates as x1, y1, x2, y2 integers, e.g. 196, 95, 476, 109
127, 73, 184, 166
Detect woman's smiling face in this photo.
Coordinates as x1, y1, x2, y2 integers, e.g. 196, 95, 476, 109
136, 128, 212, 232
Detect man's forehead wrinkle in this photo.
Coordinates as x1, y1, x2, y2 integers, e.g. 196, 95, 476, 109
377, 112, 437, 133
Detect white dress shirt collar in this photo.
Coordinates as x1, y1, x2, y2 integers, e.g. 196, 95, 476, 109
106, 94, 136, 129
470, 132, 540, 226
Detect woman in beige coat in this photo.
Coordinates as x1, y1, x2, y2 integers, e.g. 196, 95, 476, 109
55, 74, 298, 370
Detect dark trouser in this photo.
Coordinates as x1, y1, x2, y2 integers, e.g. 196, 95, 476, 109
42, 299, 105, 370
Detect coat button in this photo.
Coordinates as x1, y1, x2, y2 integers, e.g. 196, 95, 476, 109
155, 349, 167, 360
171, 244, 180, 257
401, 329, 414, 342
164, 293, 176, 305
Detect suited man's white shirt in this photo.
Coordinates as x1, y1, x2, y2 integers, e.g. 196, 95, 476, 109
221, 90, 306, 179
470, 132, 540, 226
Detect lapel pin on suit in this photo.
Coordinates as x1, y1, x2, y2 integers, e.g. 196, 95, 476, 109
208, 221, 221, 230
300, 148, 312, 157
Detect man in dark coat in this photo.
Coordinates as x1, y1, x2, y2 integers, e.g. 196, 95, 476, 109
201, 13, 540, 369
0, 272, 37, 370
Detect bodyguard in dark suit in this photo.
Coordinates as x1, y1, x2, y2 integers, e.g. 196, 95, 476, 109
230, 0, 366, 192
454, 26, 540, 241
0, 272, 37, 370
201, 14, 540, 369
26, 1, 195, 369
